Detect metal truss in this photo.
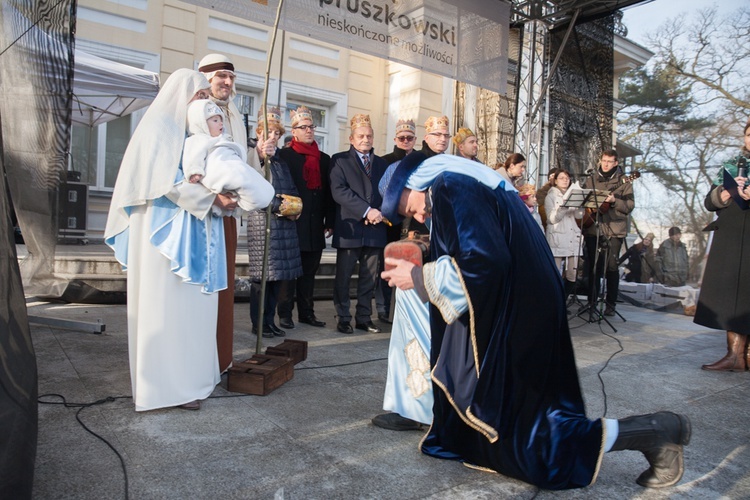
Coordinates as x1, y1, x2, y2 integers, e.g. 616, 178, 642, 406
509, 0, 646, 185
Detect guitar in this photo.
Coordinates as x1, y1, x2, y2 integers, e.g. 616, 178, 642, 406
580, 171, 640, 229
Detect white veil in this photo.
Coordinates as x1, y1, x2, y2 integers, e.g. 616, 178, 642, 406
104, 68, 210, 240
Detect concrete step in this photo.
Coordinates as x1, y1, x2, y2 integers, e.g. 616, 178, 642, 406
20, 244, 365, 303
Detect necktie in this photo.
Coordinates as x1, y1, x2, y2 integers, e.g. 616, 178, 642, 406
362, 154, 371, 178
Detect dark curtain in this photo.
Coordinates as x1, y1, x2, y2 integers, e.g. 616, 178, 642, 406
548, 16, 615, 176
0, 0, 76, 496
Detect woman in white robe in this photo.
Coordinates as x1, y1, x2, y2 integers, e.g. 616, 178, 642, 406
104, 69, 273, 411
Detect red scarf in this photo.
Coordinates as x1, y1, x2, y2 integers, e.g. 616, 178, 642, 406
291, 138, 322, 190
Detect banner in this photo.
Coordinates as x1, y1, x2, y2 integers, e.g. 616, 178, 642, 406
183, 0, 509, 94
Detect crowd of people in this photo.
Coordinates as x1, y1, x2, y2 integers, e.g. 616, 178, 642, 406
104, 54, 750, 492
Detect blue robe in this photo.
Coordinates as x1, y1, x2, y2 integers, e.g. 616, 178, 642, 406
419, 169, 603, 490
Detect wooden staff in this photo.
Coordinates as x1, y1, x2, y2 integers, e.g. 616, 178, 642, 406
256, 0, 286, 355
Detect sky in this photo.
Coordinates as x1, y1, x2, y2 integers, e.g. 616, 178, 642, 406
620, 0, 747, 46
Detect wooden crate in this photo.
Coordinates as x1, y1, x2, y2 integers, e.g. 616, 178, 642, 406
265, 339, 308, 365
227, 354, 293, 396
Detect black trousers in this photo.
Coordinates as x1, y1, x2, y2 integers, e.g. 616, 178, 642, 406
250, 280, 283, 328
584, 235, 622, 306
333, 246, 380, 324
277, 249, 323, 321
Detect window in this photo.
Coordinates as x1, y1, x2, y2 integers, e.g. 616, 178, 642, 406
234, 91, 255, 143
70, 114, 132, 189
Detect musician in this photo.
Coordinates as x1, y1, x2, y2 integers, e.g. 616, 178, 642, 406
582, 150, 634, 316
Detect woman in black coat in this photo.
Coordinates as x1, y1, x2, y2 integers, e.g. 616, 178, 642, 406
695, 118, 750, 371
246, 112, 303, 338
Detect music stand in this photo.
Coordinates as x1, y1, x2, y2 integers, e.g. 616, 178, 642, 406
568, 185, 621, 331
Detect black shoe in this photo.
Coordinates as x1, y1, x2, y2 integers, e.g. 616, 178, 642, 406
279, 317, 295, 329
299, 316, 326, 327
253, 326, 275, 339
612, 411, 691, 488
377, 313, 392, 324
355, 321, 381, 333
337, 322, 353, 334
371, 412, 422, 431
268, 324, 286, 337
604, 305, 616, 317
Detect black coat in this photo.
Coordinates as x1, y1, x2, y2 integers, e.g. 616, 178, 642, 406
277, 146, 335, 252
246, 154, 302, 281
694, 184, 750, 334
329, 146, 387, 249
381, 145, 409, 167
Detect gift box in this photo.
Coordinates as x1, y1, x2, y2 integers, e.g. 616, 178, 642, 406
265, 339, 308, 365
227, 354, 294, 396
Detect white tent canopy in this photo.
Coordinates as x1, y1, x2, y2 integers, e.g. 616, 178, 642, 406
71, 50, 159, 127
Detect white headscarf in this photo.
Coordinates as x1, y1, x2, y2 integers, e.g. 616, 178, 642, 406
105, 68, 210, 240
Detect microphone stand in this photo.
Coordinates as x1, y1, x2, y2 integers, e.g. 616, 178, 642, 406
574, 168, 619, 331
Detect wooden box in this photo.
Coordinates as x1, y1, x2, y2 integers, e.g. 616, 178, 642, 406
227, 354, 294, 396
265, 339, 308, 365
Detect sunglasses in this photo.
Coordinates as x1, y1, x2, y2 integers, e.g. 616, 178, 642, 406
396, 135, 415, 142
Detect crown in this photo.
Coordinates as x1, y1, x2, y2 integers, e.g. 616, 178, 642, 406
290, 105, 313, 127
350, 113, 372, 131
425, 115, 449, 134
452, 127, 475, 146
395, 118, 416, 134
258, 105, 282, 123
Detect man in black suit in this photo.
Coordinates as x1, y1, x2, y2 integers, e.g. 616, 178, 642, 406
276, 106, 335, 329
330, 114, 388, 334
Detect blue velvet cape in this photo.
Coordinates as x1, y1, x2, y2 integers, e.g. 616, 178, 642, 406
420, 171, 604, 490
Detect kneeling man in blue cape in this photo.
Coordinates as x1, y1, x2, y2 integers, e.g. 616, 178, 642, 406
376, 152, 691, 490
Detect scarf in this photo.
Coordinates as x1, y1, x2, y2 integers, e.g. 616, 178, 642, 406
292, 138, 322, 190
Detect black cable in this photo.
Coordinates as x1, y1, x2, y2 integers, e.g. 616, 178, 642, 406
38, 393, 132, 500
295, 357, 387, 370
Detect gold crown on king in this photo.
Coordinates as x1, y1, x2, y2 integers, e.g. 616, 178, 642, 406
290, 105, 313, 127
452, 127, 476, 146
350, 113, 372, 130
425, 115, 449, 133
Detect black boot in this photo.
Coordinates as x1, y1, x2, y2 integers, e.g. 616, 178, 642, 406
611, 411, 691, 488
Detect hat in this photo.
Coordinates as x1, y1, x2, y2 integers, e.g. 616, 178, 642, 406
350, 113, 372, 132
380, 151, 428, 224
256, 106, 285, 134
425, 115, 449, 134
290, 105, 313, 127
186, 99, 225, 136
668, 227, 681, 236
198, 54, 235, 76
644, 232, 655, 241
395, 118, 416, 134
452, 127, 475, 146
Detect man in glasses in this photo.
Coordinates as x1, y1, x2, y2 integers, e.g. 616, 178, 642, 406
376, 119, 418, 324
421, 115, 451, 157
277, 106, 335, 330
382, 118, 417, 167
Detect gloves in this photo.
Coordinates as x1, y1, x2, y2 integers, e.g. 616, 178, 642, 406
276, 194, 302, 217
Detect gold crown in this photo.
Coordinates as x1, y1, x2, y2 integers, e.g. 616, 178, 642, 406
258, 106, 282, 123
425, 115, 449, 134
395, 118, 416, 134
452, 127, 475, 146
350, 113, 372, 131
290, 105, 313, 127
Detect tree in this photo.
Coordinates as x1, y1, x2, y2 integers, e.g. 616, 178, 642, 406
617, 6, 749, 283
